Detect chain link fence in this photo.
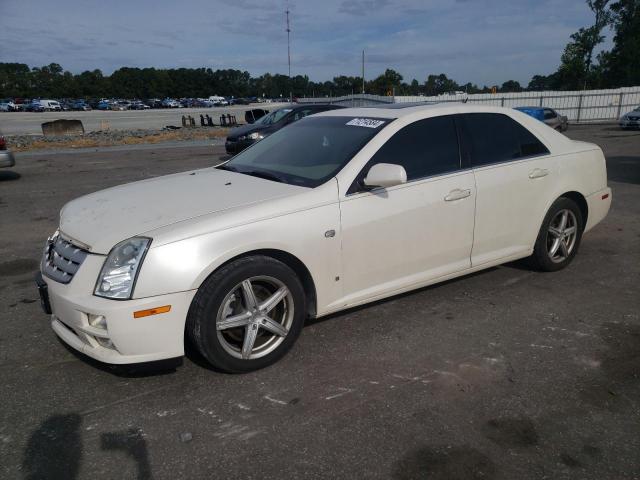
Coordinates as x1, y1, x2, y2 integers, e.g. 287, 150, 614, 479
298, 87, 640, 123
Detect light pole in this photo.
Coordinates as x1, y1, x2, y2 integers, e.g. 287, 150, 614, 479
286, 6, 292, 102
362, 50, 365, 94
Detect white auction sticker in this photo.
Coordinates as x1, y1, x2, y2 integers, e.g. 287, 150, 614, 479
346, 118, 386, 128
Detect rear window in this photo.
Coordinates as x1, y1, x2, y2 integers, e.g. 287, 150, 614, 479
460, 113, 549, 167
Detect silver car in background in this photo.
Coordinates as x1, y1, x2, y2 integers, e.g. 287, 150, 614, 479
542, 108, 568, 131
619, 106, 640, 129
0, 133, 15, 168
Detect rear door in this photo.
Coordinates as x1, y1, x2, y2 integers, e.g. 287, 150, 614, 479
459, 113, 557, 266
338, 115, 476, 305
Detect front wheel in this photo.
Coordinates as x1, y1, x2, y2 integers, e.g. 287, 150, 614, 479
187, 255, 306, 373
529, 197, 584, 272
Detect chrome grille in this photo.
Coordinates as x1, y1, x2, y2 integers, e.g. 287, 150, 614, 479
42, 234, 88, 284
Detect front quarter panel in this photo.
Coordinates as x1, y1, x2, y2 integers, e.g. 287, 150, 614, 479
133, 181, 342, 316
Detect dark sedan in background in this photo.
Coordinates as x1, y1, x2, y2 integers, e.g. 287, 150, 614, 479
225, 104, 345, 155
619, 106, 640, 129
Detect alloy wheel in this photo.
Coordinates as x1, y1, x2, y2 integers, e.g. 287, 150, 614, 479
546, 209, 578, 263
215, 276, 294, 360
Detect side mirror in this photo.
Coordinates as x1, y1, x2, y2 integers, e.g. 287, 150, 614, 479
363, 163, 407, 189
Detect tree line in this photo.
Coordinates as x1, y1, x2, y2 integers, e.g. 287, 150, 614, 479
0, 0, 636, 100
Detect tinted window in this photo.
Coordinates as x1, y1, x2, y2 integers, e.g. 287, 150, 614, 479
543, 109, 557, 120
366, 116, 460, 181
461, 113, 548, 167
293, 109, 314, 121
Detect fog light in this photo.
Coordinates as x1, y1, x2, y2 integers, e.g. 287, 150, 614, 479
88, 314, 107, 330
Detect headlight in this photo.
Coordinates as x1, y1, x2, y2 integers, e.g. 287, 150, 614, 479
94, 237, 151, 299
239, 132, 264, 141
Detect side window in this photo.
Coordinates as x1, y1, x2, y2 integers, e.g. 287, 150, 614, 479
544, 109, 557, 120
293, 109, 313, 121
366, 115, 461, 182
461, 113, 548, 167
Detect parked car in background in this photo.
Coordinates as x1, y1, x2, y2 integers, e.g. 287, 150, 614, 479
146, 98, 163, 109
225, 104, 345, 154
72, 100, 91, 111
97, 100, 111, 110
0, 133, 15, 169
515, 106, 568, 131
619, 106, 640, 129
162, 98, 180, 108
208, 96, 228, 106
27, 101, 45, 112
38, 99, 62, 112
129, 101, 150, 110
36, 104, 611, 372
0, 100, 17, 112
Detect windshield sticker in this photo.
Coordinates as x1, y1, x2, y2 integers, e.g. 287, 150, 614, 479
346, 118, 386, 129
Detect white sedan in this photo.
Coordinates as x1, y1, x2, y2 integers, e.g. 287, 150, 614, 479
36, 104, 611, 372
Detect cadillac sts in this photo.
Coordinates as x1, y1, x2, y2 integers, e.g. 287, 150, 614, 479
36, 104, 611, 372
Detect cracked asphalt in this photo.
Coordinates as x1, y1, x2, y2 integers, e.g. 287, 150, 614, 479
0, 124, 639, 479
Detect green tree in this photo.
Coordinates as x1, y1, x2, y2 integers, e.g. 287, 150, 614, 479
424, 74, 459, 96
369, 69, 403, 95
598, 0, 640, 87
555, 0, 611, 89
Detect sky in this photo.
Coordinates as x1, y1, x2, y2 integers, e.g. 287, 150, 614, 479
0, 0, 612, 87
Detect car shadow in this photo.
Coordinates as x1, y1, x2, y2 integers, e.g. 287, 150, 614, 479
57, 338, 182, 378
606, 155, 640, 185
306, 266, 501, 327
0, 171, 20, 181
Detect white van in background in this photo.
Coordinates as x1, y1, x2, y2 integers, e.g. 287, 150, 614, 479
39, 100, 62, 111
208, 95, 228, 106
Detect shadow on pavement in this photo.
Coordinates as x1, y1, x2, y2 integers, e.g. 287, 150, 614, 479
22, 413, 82, 480
0, 171, 21, 181
606, 156, 640, 185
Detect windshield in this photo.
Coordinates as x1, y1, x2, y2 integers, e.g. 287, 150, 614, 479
258, 108, 292, 125
220, 116, 391, 188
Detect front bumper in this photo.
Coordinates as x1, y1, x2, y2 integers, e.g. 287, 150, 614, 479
38, 253, 197, 364
0, 150, 15, 168
620, 119, 639, 128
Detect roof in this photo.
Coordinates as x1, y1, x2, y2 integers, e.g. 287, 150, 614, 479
312, 102, 515, 119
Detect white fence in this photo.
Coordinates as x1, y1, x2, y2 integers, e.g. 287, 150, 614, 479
299, 87, 640, 123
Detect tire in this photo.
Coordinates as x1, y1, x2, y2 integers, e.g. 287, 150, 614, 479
529, 197, 584, 272
186, 255, 306, 373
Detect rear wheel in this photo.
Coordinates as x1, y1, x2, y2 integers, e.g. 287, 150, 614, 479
529, 197, 584, 272
187, 255, 306, 373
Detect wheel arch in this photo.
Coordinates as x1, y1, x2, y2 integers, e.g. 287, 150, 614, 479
559, 191, 588, 228
195, 248, 318, 318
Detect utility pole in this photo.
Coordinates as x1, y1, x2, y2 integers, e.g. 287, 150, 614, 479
362, 50, 365, 94
286, 4, 292, 102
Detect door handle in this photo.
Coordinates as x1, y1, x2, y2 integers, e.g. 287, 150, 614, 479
444, 189, 471, 202
529, 168, 549, 179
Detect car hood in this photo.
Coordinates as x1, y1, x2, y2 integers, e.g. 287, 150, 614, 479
59, 168, 306, 254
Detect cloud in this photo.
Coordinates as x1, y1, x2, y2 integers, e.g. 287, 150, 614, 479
0, 0, 607, 85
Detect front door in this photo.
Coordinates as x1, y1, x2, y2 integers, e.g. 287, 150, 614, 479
337, 115, 476, 307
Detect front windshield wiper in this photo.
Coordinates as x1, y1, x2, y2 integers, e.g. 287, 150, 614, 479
242, 170, 284, 183
217, 163, 237, 172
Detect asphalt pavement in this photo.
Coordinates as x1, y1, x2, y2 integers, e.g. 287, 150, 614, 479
0, 124, 638, 479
